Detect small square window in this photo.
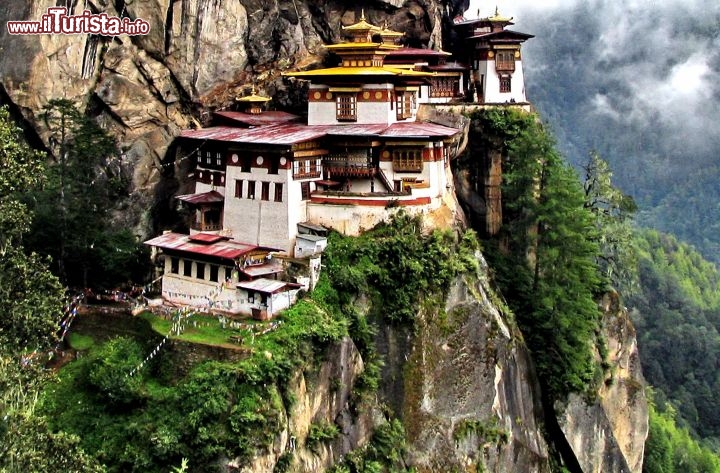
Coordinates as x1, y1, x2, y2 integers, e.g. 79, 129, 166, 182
336, 94, 357, 121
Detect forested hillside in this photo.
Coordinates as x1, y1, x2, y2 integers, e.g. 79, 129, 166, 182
507, 0, 720, 264
629, 230, 720, 444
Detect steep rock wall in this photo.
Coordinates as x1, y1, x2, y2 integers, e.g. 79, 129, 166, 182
558, 293, 649, 473
377, 258, 552, 472
0, 0, 468, 236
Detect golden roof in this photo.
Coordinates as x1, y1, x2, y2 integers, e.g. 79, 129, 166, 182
488, 6, 513, 23
342, 10, 376, 32
284, 66, 433, 78
236, 87, 271, 102
342, 11, 403, 37
325, 42, 401, 51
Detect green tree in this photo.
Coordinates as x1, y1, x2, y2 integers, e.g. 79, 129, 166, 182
476, 109, 604, 398
0, 105, 104, 472
27, 99, 145, 289
582, 152, 638, 292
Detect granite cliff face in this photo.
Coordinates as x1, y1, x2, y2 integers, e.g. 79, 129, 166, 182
0, 1, 648, 471
0, 0, 466, 235
558, 293, 649, 473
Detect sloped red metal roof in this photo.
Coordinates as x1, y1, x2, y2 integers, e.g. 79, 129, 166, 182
144, 232, 278, 261
180, 120, 458, 145
180, 124, 328, 146
175, 190, 224, 205
381, 122, 459, 138
188, 233, 228, 244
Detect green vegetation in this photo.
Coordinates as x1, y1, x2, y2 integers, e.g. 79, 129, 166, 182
0, 105, 104, 472
23, 99, 149, 289
42, 298, 346, 472
39, 215, 478, 471
629, 229, 720, 443
67, 332, 95, 351
472, 108, 606, 400
328, 419, 410, 473
452, 418, 508, 446
306, 421, 340, 452
644, 398, 720, 473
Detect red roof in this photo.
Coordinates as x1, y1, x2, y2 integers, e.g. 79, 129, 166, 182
180, 120, 458, 145
468, 30, 534, 41
381, 122, 459, 138
144, 232, 278, 261
175, 190, 224, 205
214, 111, 299, 127
385, 47, 451, 57
180, 124, 327, 146
188, 233, 228, 244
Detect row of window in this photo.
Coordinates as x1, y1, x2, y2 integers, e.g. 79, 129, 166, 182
234, 180, 284, 202
334, 92, 416, 121
169, 257, 232, 283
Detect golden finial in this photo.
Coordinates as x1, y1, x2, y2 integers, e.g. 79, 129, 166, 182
495, 6, 500, 16
360, 9, 365, 21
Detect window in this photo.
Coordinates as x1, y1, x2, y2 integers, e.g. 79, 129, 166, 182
293, 159, 321, 179
274, 183, 283, 202
495, 51, 515, 72
301, 182, 311, 200
499, 75, 511, 93
183, 260, 192, 277
247, 180, 256, 199
224, 267, 233, 282
235, 179, 243, 198
170, 257, 179, 274
336, 94, 357, 121
261, 182, 270, 201
392, 149, 423, 172
241, 156, 252, 173
269, 158, 279, 175
396, 92, 414, 120
209, 265, 219, 282
215, 152, 222, 166
196, 263, 205, 280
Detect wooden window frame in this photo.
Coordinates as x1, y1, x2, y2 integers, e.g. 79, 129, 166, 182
196, 263, 205, 280
261, 181, 270, 201
247, 180, 256, 200
235, 179, 243, 199
396, 92, 414, 120
495, 51, 516, 72
183, 260, 192, 277
336, 93, 357, 121
499, 75, 511, 93
392, 149, 423, 173
274, 182, 283, 202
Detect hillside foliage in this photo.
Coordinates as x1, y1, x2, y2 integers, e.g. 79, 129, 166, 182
629, 229, 720, 443
40, 215, 479, 472
0, 106, 104, 472
472, 108, 606, 400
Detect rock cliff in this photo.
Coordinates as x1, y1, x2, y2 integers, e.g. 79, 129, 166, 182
0, 1, 648, 471
558, 293, 649, 473
0, 0, 467, 235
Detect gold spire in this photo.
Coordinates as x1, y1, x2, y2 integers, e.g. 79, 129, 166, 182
488, 6, 513, 23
